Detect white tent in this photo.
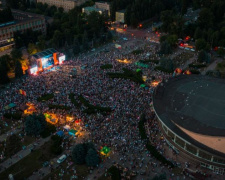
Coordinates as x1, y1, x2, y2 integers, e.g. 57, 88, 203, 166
63, 125, 70, 131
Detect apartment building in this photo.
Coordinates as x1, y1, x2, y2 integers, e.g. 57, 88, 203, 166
95, 1, 110, 16
37, 0, 87, 12
0, 10, 47, 52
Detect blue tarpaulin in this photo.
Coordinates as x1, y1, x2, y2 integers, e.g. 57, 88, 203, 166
56, 131, 64, 137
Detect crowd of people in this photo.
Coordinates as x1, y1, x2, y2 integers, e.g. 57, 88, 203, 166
0, 38, 202, 179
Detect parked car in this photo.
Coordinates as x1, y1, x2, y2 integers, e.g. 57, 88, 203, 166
57, 154, 67, 164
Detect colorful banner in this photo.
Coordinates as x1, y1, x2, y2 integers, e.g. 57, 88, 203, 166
19, 89, 26, 96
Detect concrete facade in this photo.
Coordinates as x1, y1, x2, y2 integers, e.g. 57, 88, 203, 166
116, 10, 125, 23
0, 10, 47, 52
37, 0, 87, 12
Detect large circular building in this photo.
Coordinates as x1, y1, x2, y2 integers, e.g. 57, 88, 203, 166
153, 75, 225, 174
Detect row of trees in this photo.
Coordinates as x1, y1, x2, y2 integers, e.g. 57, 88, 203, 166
160, 0, 225, 52
72, 143, 99, 167
0, 7, 14, 23
0, 49, 24, 85
0, 1, 114, 85
12, 2, 112, 52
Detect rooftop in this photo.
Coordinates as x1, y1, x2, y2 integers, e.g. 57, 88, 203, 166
116, 9, 126, 13
32, 48, 57, 59
153, 75, 225, 157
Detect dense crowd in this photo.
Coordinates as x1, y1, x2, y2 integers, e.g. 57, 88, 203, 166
0, 39, 180, 178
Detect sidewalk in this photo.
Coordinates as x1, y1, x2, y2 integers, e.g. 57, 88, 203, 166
201, 58, 223, 75
27, 150, 70, 180
0, 136, 50, 173
0, 128, 22, 142
27, 156, 59, 180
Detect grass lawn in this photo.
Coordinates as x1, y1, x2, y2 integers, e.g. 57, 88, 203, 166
0, 141, 57, 180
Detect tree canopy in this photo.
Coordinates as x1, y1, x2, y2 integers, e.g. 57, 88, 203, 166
25, 114, 47, 136
85, 148, 99, 167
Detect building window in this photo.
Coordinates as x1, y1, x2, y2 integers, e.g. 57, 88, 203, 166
199, 150, 212, 161
186, 144, 197, 155
175, 136, 185, 148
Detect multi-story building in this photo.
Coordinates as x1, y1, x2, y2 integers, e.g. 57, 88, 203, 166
82, 6, 104, 15
116, 10, 125, 23
0, 0, 6, 8
153, 75, 225, 175
82, 1, 110, 16
37, 0, 87, 12
95, 1, 110, 16
0, 9, 47, 52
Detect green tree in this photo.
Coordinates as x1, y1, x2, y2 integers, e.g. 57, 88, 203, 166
167, 35, 178, 48
85, 148, 99, 167
25, 115, 42, 136
52, 30, 63, 48
27, 43, 39, 55
25, 114, 46, 136
72, 144, 86, 164
107, 31, 113, 41
36, 114, 47, 130
37, 35, 46, 51
108, 166, 121, 180
0, 63, 10, 84
130, 12, 138, 27
160, 41, 172, 55
73, 37, 81, 55
195, 38, 207, 51
217, 48, 225, 57
15, 60, 23, 78
197, 8, 214, 29
50, 135, 63, 155
198, 50, 211, 63
181, 0, 188, 15
11, 48, 22, 61
160, 58, 174, 71
82, 31, 89, 50
125, 5, 131, 25
194, 27, 202, 40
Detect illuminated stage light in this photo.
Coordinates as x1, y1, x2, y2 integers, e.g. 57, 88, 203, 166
59, 55, 66, 64
30, 66, 38, 75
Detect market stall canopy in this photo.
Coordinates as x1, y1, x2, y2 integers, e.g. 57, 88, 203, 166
69, 129, 77, 136
56, 131, 64, 137
135, 62, 149, 68
136, 69, 142, 72
4, 103, 16, 110
63, 125, 70, 131
100, 146, 111, 156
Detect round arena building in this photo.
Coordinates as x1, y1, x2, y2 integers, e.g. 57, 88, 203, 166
153, 75, 225, 174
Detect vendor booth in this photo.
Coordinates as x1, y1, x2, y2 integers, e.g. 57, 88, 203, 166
69, 129, 78, 136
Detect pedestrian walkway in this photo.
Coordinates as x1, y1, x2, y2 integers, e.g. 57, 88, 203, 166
0, 136, 50, 173
201, 58, 223, 75
27, 150, 70, 180
0, 128, 22, 142
27, 156, 59, 180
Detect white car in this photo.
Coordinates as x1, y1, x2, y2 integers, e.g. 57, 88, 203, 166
57, 154, 67, 164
